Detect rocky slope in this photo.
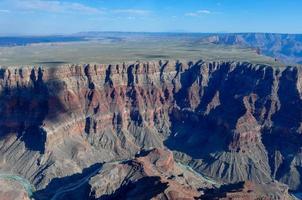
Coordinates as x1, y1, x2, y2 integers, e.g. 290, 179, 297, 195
202, 181, 290, 200
89, 148, 212, 200
0, 179, 30, 200
0, 60, 301, 199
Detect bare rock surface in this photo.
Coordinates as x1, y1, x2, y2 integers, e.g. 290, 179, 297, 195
0, 60, 301, 199
0, 179, 30, 200
202, 181, 292, 200
89, 148, 212, 200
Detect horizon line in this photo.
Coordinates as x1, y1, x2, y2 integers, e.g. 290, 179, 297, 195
0, 31, 302, 37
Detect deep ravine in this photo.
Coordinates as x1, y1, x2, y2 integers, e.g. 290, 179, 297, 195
0, 60, 301, 199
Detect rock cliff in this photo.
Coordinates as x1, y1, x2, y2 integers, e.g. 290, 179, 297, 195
0, 60, 301, 199
89, 148, 212, 200
201, 33, 302, 64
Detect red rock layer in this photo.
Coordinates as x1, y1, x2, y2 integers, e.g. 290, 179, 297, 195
89, 148, 205, 200
0, 60, 302, 194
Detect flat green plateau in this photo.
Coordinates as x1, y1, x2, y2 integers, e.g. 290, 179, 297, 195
0, 37, 282, 67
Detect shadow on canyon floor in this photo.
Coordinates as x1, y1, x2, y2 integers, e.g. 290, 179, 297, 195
33, 163, 102, 200
201, 181, 247, 199
0, 67, 67, 153
98, 176, 168, 200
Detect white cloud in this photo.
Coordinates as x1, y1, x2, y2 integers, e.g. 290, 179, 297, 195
112, 9, 151, 16
185, 13, 196, 17
199, 10, 211, 14
185, 9, 211, 17
11, 0, 104, 14
0, 0, 152, 19
0, 9, 10, 13
127, 16, 136, 20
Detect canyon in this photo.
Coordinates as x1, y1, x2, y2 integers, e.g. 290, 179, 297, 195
0, 60, 301, 199
201, 33, 302, 64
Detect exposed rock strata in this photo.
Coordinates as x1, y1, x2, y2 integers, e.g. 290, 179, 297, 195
0, 60, 301, 198
89, 148, 212, 199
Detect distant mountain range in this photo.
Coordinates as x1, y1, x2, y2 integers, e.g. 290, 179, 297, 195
201, 33, 302, 64
0, 35, 87, 47
0, 32, 301, 65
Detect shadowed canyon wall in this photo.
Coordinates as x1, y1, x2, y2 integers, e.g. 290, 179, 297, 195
0, 60, 302, 198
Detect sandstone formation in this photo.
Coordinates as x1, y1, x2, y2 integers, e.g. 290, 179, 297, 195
0, 60, 301, 199
89, 148, 212, 199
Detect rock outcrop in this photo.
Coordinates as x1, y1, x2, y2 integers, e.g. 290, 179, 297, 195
89, 148, 212, 200
0, 60, 301, 198
202, 181, 291, 200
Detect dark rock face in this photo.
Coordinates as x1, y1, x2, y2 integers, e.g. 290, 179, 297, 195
0, 68, 48, 153
202, 181, 290, 200
0, 60, 301, 198
89, 148, 210, 200
166, 62, 302, 190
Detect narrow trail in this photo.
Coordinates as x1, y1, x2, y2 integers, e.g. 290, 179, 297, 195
50, 167, 102, 200
4, 160, 300, 200
0, 160, 218, 200
52, 162, 301, 200
176, 162, 220, 186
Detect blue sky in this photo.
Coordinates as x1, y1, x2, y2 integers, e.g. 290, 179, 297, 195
0, 0, 301, 35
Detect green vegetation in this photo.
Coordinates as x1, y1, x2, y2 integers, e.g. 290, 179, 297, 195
0, 36, 282, 67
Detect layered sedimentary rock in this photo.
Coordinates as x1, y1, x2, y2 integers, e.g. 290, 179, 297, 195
89, 148, 212, 199
0, 60, 301, 199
